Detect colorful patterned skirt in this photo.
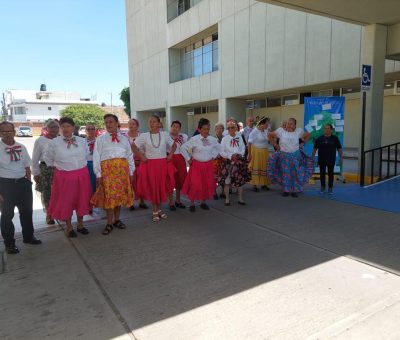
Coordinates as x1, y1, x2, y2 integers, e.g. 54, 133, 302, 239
87, 160, 96, 194
48, 167, 92, 220
91, 158, 134, 209
217, 156, 251, 188
267, 150, 314, 193
35, 162, 54, 210
172, 154, 187, 190
249, 147, 270, 186
136, 158, 175, 204
212, 157, 222, 180
182, 160, 215, 201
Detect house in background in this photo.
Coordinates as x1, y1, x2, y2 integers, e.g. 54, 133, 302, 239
3, 84, 97, 122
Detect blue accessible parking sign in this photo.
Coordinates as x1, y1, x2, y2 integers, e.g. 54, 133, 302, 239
361, 64, 372, 91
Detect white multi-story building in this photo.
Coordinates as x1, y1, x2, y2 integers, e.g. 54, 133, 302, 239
3, 86, 97, 122
125, 0, 400, 149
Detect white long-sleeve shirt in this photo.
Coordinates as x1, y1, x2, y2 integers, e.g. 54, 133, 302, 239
93, 132, 135, 178
134, 131, 174, 159
180, 134, 220, 162
44, 136, 88, 171
248, 128, 269, 149
168, 133, 188, 155
275, 127, 304, 153
220, 134, 246, 159
0, 140, 31, 179
31, 136, 53, 176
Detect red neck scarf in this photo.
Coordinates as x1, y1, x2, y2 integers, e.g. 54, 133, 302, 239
110, 133, 119, 143
64, 137, 78, 149
230, 137, 240, 148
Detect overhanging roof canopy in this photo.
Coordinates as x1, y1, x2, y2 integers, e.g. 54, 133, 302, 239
258, 0, 400, 26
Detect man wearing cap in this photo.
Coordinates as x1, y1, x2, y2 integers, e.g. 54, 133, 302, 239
0, 121, 41, 254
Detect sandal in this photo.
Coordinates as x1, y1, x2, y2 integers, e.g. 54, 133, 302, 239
152, 212, 160, 222
113, 220, 126, 229
139, 203, 149, 209
158, 210, 167, 219
102, 224, 113, 235
67, 229, 77, 238
77, 226, 89, 235
175, 202, 186, 208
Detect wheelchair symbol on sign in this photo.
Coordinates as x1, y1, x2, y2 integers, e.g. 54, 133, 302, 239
362, 67, 371, 85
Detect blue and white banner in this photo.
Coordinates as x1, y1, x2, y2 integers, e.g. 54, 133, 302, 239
304, 97, 345, 174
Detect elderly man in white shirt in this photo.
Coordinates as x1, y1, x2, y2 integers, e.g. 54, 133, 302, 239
0, 121, 41, 254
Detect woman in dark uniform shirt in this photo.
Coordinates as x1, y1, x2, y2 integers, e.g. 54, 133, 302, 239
312, 124, 343, 194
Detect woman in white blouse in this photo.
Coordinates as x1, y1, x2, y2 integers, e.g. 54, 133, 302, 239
126, 118, 148, 210
92, 114, 135, 235
32, 119, 59, 225
218, 121, 250, 206
85, 123, 97, 195
180, 118, 221, 212
247, 116, 271, 192
133, 115, 176, 222
168, 120, 188, 211
44, 117, 92, 237
267, 117, 313, 197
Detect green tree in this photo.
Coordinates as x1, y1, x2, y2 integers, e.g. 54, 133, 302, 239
120, 87, 131, 116
60, 104, 105, 128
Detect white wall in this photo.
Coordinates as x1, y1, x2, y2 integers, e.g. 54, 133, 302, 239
126, 0, 400, 117
12, 104, 67, 122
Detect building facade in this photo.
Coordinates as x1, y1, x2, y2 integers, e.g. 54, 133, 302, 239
125, 0, 400, 148
3, 88, 96, 122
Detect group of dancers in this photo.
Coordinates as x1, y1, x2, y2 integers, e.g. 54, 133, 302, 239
27, 113, 322, 237
0, 113, 343, 253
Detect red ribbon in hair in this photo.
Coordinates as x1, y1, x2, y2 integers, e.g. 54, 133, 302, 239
110, 133, 120, 143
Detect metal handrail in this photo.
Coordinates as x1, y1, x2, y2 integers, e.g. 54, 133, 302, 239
360, 141, 400, 186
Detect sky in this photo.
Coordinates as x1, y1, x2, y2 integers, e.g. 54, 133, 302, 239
0, 0, 128, 105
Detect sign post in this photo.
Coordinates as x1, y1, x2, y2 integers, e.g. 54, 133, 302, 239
360, 64, 371, 186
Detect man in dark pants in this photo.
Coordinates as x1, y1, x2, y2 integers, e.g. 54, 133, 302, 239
0, 121, 41, 254
312, 124, 343, 194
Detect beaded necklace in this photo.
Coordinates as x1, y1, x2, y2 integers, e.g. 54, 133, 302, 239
150, 132, 161, 148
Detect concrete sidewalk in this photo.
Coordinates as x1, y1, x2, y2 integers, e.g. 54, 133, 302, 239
1, 186, 400, 340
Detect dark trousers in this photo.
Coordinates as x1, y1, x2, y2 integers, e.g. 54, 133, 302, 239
0, 177, 34, 246
319, 164, 335, 189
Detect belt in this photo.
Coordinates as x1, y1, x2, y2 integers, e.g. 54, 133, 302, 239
0, 177, 28, 183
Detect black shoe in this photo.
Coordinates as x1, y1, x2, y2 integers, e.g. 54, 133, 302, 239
219, 194, 226, 199
238, 201, 246, 206
46, 217, 55, 225
253, 186, 260, 192
224, 202, 230, 206
5, 245, 19, 254
200, 203, 209, 210
262, 185, 270, 191
139, 203, 149, 209
129, 205, 135, 211
169, 204, 177, 211
189, 205, 196, 212
23, 237, 42, 245
282, 192, 289, 197
291, 193, 298, 198
175, 202, 186, 209
113, 220, 126, 229
213, 194, 219, 200
67, 230, 77, 238
77, 227, 89, 235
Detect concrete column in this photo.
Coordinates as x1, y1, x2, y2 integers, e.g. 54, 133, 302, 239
361, 24, 387, 151
166, 106, 189, 135
218, 98, 247, 126
134, 111, 153, 131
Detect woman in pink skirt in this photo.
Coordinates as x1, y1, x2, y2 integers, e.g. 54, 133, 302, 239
44, 117, 92, 237
126, 118, 148, 210
133, 115, 176, 222
181, 118, 221, 212
168, 120, 188, 211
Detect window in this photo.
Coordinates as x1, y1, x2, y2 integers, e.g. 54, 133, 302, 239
282, 94, 299, 106
13, 107, 26, 115
167, 0, 203, 22
170, 32, 218, 83
189, 105, 218, 115
266, 97, 281, 108
48, 107, 52, 110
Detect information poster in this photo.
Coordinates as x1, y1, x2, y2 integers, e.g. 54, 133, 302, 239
304, 97, 345, 174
